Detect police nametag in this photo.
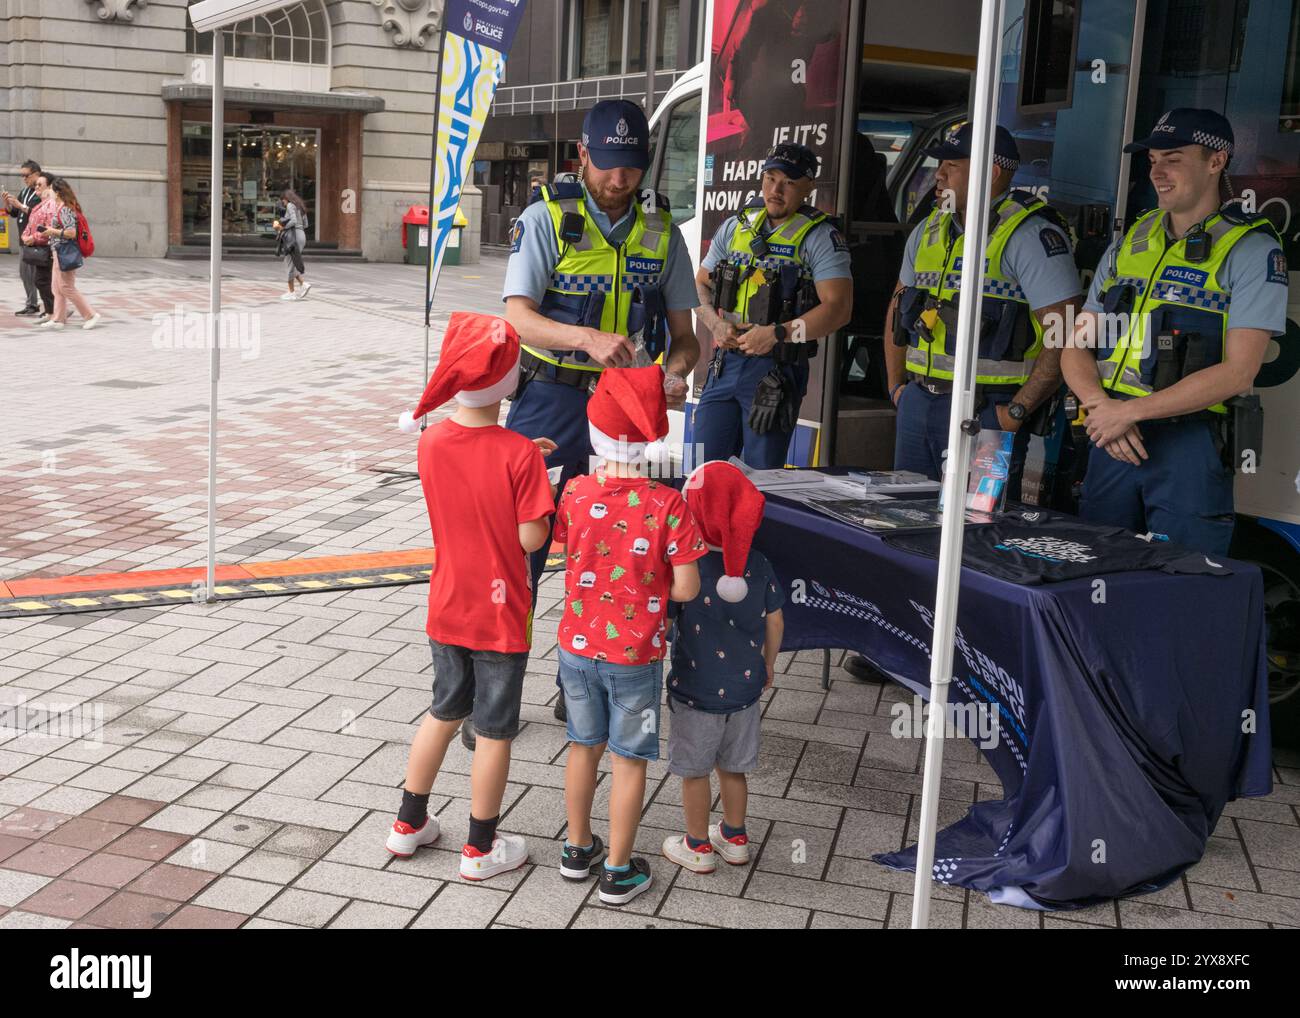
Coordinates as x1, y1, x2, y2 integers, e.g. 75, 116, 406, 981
1159, 265, 1208, 287
1267, 248, 1289, 284
1039, 227, 1069, 258
624, 256, 664, 274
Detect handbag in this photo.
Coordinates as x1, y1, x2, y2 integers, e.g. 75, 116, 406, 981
56, 240, 84, 272
21, 242, 51, 267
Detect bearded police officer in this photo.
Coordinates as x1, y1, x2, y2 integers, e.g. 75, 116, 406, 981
493, 99, 699, 736
1062, 109, 1288, 555
691, 142, 853, 468
885, 123, 1081, 497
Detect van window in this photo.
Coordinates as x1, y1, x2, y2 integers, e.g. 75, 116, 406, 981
657, 93, 701, 224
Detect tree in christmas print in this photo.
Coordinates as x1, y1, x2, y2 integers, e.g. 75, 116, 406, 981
604, 621, 620, 641
610, 564, 627, 581
627, 490, 641, 508
570, 599, 584, 617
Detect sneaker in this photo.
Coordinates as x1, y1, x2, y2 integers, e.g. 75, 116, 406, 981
82, 314, 103, 331
37, 319, 64, 331
15, 306, 39, 317
559, 833, 606, 880
460, 834, 528, 881
598, 857, 653, 905
662, 834, 716, 874
709, 823, 751, 865
279, 292, 297, 301
298, 281, 312, 299
385, 815, 440, 857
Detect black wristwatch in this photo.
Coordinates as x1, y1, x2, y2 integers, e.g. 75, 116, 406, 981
773, 322, 788, 342
1007, 401, 1028, 422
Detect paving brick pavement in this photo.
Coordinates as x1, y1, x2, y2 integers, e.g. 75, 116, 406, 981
1, 573, 1297, 930
1, 254, 507, 582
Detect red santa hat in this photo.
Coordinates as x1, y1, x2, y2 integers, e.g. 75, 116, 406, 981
683, 460, 766, 602
586, 366, 670, 464
398, 312, 520, 432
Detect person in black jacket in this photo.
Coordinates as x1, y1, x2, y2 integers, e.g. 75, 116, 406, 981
2, 160, 45, 316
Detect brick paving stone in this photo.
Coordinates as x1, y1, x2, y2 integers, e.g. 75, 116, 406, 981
293, 860, 438, 910
42, 816, 132, 851
328, 899, 417, 929
165, 839, 252, 874
193, 876, 282, 915
82, 795, 167, 826
158, 904, 248, 929
3, 841, 93, 878
84, 891, 183, 930
102, 827, 190, 862
259, 888, 350, 928
64, 853, 154, 889
0, 869, 54, 907
125, 862, 218, 901
228, 850, 313, 884
16, 878, 115, 920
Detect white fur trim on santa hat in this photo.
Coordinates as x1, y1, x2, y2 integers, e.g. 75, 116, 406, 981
454, 353, 521, 407
589, 422, 646, 464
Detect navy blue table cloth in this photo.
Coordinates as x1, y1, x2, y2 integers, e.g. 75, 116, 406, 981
755, 495, 1273, 909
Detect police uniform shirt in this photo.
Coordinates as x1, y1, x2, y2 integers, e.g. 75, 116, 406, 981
1084, 221, 1288, 336
502, 189, 699, 311
701, 215, 852, 282
898, 192, 1081, 311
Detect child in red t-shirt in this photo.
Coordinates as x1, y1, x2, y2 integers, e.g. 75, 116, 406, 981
553, 366, 707, 906
385, 313, 556, 883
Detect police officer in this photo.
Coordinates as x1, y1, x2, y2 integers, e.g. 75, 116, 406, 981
692, 142, 853, 468
492, 99, 700, 735
884, 123, 1081, 496
1062, 109, 1288, 555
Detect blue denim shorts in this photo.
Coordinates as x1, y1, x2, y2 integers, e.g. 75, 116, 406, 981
557, 648, 662, 761
429, 638, 528, 740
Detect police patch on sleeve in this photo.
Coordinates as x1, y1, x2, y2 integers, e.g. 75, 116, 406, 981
1039, 227, 1069, 258
1267, 248, 1288, 284
829, 228, 849, 253
509, 219, 525, 253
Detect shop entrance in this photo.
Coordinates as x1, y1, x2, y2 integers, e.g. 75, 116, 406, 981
181, 123, 320, 244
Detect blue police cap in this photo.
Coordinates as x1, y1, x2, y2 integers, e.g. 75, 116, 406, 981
581, 100, 650, 171
1123, 108, 1234, 159
923, 122, 1020, 171
761, 142, 820, 181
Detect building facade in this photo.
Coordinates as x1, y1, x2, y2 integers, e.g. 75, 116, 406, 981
1, 0, 448, 261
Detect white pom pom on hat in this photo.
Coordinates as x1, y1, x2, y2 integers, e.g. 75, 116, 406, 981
683, 460, 766, 603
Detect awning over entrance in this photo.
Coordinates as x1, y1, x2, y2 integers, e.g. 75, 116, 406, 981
161, 82, 385, 114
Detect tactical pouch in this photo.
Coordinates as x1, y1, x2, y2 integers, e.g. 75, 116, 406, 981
627, 284, 668, 357
712, 261, 741, 313
1227, 394, 1264, 472
1025, 388, 1064, 437
777, 264, 802, 322
797, 275, 821, 316
894, 286, 925, 346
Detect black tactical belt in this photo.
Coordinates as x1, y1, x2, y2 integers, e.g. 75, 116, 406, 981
521, 349, 600, 393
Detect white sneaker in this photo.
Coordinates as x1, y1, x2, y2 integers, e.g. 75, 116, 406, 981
662, 834, 716, 874
37, 320, 64, 331
385, 815, 440, 857
460, 834, 529, 881
298, 281, 312, 299
279, 291, 297, 301
709, 823, 751, 865
82, 314, 103, 330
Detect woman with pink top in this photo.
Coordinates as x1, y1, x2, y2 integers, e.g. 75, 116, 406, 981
19, 171, 56, 322
35, 177, 101, 332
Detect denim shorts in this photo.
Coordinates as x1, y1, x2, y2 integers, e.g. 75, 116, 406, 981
557, 648, 662, 761
429, 638, 528, 740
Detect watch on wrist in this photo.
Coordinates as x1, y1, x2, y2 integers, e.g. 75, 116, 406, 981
1007, 401, 1028, 422
773, 323, 788, 342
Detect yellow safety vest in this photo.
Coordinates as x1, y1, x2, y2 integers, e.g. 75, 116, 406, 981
527, 183, 672, 373
719, 202, 826, 324
906, 191, 1062, 385
1096, 208, 1275, 415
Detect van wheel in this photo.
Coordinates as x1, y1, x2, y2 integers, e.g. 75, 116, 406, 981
1231, 523, 1300, 747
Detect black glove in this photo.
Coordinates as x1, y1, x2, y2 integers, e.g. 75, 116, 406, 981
748, 367, 793, 435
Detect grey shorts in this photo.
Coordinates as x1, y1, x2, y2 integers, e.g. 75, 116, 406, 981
666, 696, 761, 778
428, 638, 528, 740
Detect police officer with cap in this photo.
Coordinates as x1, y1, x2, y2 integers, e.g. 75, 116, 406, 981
1062, 108, 1288, 555
493, 99, 700, 735
692, 141, 853, 468
884, 122, 1081, 495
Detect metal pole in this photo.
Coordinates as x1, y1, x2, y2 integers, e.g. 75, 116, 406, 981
1111, 0, 1148, 239
645, 0, 659, 109
910, 0, 1005, 929
205, 29, 224, 602
421, 22, 451, 421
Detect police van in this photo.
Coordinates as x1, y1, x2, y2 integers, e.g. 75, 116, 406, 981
643, 0, 1299, 740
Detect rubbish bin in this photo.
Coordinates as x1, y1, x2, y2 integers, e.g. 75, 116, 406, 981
443, 207, 470, 266
402, 204, 430, 265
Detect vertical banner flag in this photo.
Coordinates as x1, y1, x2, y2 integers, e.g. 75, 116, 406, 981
427, 0, 529, 311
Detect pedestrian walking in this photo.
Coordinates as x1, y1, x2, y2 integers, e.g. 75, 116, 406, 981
35, 177, 100, 332
275, 188, 311, 300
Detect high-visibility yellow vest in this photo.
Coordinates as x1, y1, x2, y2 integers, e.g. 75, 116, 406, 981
718, 201, 827, 323
527, 183, 672, 373
1096, 208, 1276, 415
905, 191, 1063, 385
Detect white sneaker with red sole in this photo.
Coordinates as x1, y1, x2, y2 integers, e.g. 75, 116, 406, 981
460, 834, 529, 881
386, 816, 440, 857
661, 834, 716, 874
709, 823, 750, 865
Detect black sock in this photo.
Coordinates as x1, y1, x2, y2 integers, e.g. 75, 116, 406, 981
467, 814, 499, 853
398, 789, 430, 828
